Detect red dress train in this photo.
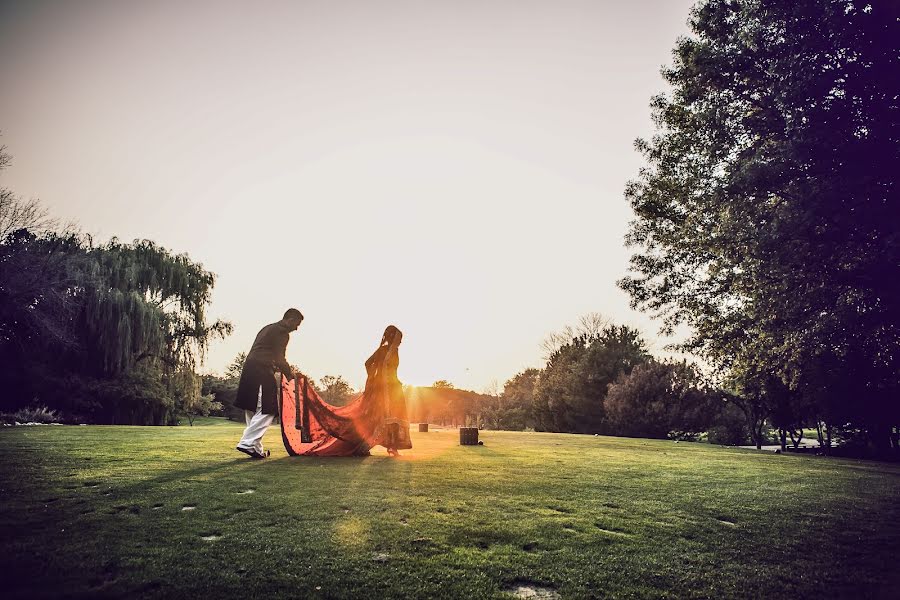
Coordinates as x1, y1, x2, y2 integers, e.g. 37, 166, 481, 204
279, 347, 412, 456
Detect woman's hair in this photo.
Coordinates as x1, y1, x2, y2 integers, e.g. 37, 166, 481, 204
381, 325, 402, 346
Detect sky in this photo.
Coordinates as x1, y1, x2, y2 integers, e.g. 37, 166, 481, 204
0, 0, 696, 391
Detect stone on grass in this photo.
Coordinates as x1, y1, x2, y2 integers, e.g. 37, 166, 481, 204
504, 582, 561, 599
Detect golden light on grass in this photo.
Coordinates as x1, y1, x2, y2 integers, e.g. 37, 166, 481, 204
332, 515, 369, 549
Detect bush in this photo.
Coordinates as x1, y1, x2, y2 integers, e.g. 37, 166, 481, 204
7, 405, 61, 424
605, 360, 713, 440
707, 404, 750, 446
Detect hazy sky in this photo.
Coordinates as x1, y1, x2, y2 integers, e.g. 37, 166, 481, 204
0, 0, 695, 390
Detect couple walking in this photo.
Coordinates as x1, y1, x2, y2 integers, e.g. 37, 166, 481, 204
234, 308, 412, 458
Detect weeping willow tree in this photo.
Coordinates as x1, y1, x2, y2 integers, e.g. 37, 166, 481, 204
1, 202, 231, 422
74, 239, 232, 423
80, 238, 232, 378
2, 141, 230, 422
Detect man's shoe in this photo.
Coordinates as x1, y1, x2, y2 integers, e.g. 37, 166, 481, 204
236, 445, 265, 459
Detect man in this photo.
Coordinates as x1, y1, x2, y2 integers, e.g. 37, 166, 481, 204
235, 308, 303, 458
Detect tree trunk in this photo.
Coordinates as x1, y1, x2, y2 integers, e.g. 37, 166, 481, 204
869, 423, 892, 458
755, 420, 764, 450
779, 428, 787, 451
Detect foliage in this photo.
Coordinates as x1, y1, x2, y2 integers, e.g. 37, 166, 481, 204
79, 364, 176, 425
0, 405, 62, 424
410, 386, 487, 426
707, 402, 752, 446
201, 375, 241, 421
317, 375, 355, 406
431, 380, 454, 389
605, 359, 714, 440
202, 353, 248, 421
539, 312, 609, 359
482, 369, 540, 430
533, 322, 650, 433
0, 146, 231, 423
175, 368, 222, 426
619, 0, 900, 454
225, 352, 246, 380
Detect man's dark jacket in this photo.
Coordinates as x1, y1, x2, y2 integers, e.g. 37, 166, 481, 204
234, 321, 294, 414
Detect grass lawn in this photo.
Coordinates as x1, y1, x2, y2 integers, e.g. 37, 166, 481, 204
1, 419, 898, 599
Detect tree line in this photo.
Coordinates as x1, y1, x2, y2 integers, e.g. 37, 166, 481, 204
461, 2, 899, 459
0, 144, 229, 425
2, 2, 895, 456
404, 1, 899, 459
442, 315, 745, 446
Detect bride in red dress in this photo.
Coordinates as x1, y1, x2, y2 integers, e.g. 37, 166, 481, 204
280, 325, 412, 457
365, 325, 413, 455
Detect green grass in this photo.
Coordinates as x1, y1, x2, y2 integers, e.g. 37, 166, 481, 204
1, 420, 898, 599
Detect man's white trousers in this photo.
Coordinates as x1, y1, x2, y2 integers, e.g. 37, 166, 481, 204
237, 386, 275, 454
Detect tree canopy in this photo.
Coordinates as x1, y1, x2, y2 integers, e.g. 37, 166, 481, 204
533, 324, 650, 433
619, 0, 899, 453
0, 145, 231, 423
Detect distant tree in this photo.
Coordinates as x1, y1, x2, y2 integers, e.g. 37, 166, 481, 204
71, 363, 174, 425
605, 360, 713, 440
0, 141, 59, 238
723, 352, 803, 450
533, 321, 650, 433
0, 194, 57, 239
175, 368, 222, 425
201, 352, 248, 422
318, 375, 355, 406
540, 312, 609, 359
619, 0, 900, 454
483, 379, 501, 398
706, 402, 751, 446
479, 380, 500, 429
432, 380, 454, 389
496, 368, 539, 430
0, 148, 231, 423
225, 352, 247, 381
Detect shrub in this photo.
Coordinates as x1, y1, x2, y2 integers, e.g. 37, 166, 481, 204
606, 360, 714, 440
707, 404, 750, 446
13, 405, 61, 424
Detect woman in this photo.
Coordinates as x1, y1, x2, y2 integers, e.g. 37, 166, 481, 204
279, 325, 412, 457
365, 325, 412, 456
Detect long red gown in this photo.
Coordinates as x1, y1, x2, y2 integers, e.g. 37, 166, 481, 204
279, 346, 412, 456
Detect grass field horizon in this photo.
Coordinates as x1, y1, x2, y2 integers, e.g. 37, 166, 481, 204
2, 419, 898, 599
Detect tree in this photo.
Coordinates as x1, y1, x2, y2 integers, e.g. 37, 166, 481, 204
605, 359, 713, 440
318, 375, 355, 406
540, 312, 609, 359
84, 238, 232, 379
495, 368, 539, 430
0, 147, 231, 422
706, 401, 751, 446
432, 380, 454, 389
619, 0, 900, 455
175, 368, 222, 425
0, 141, 59, 239
533, 320, 650, 433
225, 352, 247, 380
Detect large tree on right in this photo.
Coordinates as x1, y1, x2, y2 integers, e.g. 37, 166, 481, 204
620, 0, 899, 453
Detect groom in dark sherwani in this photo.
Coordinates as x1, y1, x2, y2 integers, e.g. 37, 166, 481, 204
234, 308, 303, 458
